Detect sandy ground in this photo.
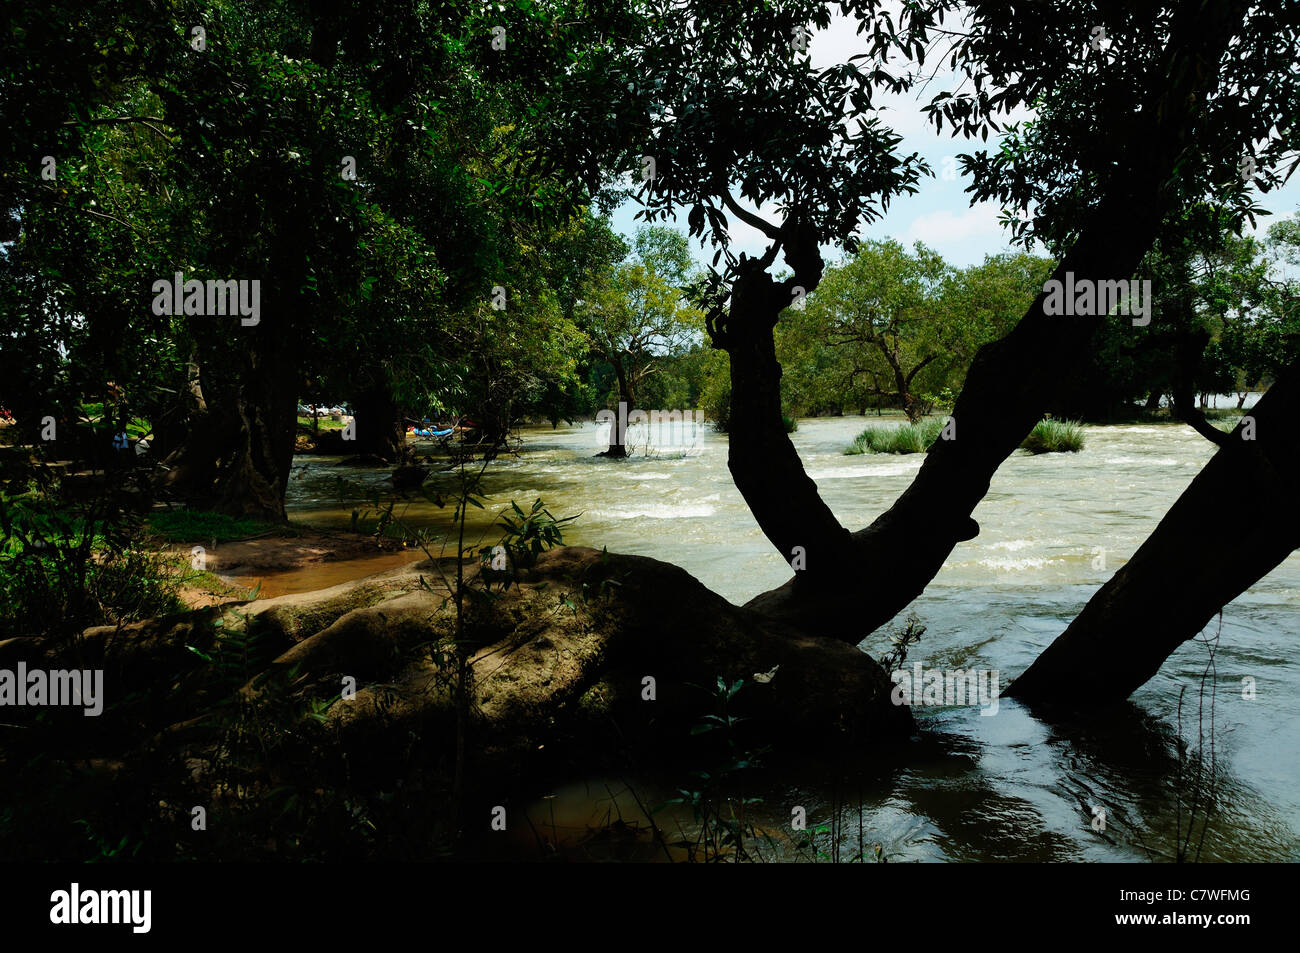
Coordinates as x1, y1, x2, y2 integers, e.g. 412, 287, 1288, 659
169, 529, 428, 607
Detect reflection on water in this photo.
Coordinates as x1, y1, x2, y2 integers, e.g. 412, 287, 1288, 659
285, 409, 1300, 861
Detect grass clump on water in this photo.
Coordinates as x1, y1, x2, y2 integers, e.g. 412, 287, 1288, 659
845, 417, 945, 455
1020, 418, 1085, 454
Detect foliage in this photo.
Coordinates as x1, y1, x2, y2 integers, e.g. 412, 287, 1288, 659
846, 418, 945, 455
1020, 418, 1085, 454
780, 244, 1051, 419
662, 676, 770, 863
698, 349, 732, 432
930, 3, 1300, 256
490, 498, 579, 571
876, 613, 927, 675
1049, 209, 1290, 420
578, 226, 703, 433
0, 485, 185, 639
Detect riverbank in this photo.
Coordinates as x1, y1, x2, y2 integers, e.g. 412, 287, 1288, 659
267, 415, 1300, 860
8, 413, 1296, 861
158, 523, 424, 606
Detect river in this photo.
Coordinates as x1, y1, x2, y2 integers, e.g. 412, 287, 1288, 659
273, 405, 1300, 861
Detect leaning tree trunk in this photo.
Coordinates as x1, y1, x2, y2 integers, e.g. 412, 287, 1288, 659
744, 0, 1253, 640
1008, 358, 1300, 706
717, 227, 857, 584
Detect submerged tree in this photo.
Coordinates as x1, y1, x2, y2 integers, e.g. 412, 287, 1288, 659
579, 226, 701, 456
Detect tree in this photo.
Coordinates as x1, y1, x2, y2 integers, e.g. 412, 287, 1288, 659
1218, 218, 1300, 392
578, 226, 701, 456
1010, 351, 1300, 705
513, 0, 1300, 717
782, 241, 1051, 422
906, 1, 1300, 706
540, 0, 950, 562
787, 241, 952, 422
748, 0, 1300, 661
1046, 207, 1273, 425
1010, 208, 1300, 704
2, 0, 633, 516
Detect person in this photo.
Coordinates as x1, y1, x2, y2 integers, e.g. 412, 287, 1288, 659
106, 380, 129, 451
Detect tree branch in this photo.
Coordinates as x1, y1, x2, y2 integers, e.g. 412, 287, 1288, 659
1173, 397, 1231, 447
63, 116, 173, 140
722, 191, 782, 241
904, 353, 938, 388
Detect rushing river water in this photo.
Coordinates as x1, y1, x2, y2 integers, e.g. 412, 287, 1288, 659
275, 403, 1300, 861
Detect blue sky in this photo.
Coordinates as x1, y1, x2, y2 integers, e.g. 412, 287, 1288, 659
610, 10, 1300, 271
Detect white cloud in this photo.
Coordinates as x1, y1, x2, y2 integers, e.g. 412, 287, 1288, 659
904, 201, 1005, 248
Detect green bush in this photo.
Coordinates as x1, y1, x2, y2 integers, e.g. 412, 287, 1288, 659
846, 417, 945, 455
782, 414, 798, 433
1020, 418, 1085, 454
1, 493, 186, 638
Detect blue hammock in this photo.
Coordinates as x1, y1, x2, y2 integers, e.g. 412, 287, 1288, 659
409, 426, 453, 438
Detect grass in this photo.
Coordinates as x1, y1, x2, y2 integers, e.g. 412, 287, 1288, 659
297, 415, 349, 430
845, 417, 945, 455
179, 566, 257, 600
1020, 418, 1085, 454
147, 510, 276, 542
1213, 414, 1246, 433
845, 416, 1085, 455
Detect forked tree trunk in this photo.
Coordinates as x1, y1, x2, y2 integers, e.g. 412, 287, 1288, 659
744, 0, 1253, 640
1008, 359, 1300, 705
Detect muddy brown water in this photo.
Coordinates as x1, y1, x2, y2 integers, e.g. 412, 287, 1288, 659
273, 403, 1300, 861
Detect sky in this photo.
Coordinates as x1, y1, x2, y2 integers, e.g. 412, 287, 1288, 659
609, 8, 1300, 271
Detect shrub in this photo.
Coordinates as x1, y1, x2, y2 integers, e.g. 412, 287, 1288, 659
1, 492, 186, 638
845, 417, 945, 455
1020, 418, 1085, 453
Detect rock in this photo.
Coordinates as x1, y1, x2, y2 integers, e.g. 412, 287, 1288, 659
7, 547, 909, 806
390, 465, 428, 491
234, 547, 911, 765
